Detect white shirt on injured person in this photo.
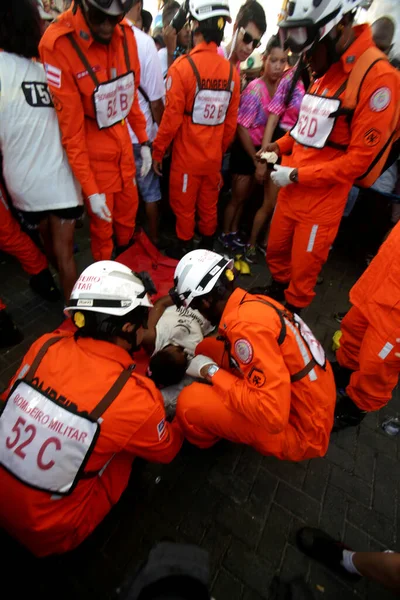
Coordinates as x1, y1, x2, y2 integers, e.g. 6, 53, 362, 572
154, 306, 213, 358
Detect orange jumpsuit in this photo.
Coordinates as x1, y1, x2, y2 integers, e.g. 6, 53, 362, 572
0, 331, 183, 557
267, 25, 400, 308
39, 7, 148, 261
152, 42, 240, 241
337, 222, 400, 412
0, 182, 47, 276
176, 289, 336, 461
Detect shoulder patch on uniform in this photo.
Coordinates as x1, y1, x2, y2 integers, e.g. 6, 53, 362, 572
166, 75, 172, 91
44, 63, 62, 89
234, 338, 253, 364
364, 128, 381, 147
157, 418, 167, 440
370, 87, 391, 112
247, 367, 266, 388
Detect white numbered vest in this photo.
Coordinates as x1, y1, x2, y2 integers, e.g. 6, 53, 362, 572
185, 55, 234, 126
290, 80, 347, 150
0, 336, 134, 495
67, 28, 135, 130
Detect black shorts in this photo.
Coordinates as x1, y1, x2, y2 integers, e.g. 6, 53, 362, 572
18, 206, 84, 228
230, 138, 261, 176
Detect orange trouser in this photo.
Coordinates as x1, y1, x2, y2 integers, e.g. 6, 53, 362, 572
336, 306, 400, 412
169, 169, 221, 241
177, 337, 333, 461
87, 179, 138, 261
0, 189, 47, 276
266, 201, 339, 308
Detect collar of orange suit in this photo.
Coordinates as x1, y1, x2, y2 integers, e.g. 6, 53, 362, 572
56, 5, 125, 49
340, 24, 374, 74
190, 41, 219, 56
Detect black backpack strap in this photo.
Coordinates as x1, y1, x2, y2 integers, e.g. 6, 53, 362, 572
66, 33, 100, 87
24, 336, 66, 383
89, 364, 135, 421
120, 25, 131, 71
185, 55, 202, 90
290, 358, 317, 383
227, 61, 233, 91
139, 85, 155, 123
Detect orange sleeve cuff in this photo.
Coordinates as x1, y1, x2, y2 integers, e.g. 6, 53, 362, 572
83, 179, 100, 198
152, 145, 164, 164
277, 133, 294, 155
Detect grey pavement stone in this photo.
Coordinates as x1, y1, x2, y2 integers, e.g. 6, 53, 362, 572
223, 538, 274, 598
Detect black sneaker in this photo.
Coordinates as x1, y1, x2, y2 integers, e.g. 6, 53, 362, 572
165, 239, 193, 260
29, 268, 61, 302
334, 311, 347, 324
296, 527, 360, 582
0, 310, 24, 349
333, 391, 367, 432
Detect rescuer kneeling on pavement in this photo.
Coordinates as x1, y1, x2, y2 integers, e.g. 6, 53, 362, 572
332, 221, 400, 431
261, 0, 400, 314
171, 250, 336, 461
40, 0, 152, 261
0, 261, 183, 557
152, 0, 240, 259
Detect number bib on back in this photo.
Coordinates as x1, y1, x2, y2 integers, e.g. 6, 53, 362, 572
0, 381, 99, 495
290, 94, 341, 149
293, 314, 326, 368
192, 89, 232, 126
94, 72, 135, 130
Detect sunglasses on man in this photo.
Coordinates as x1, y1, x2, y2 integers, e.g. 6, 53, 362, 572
240, 27, 261, 50
83, 0, 128, 25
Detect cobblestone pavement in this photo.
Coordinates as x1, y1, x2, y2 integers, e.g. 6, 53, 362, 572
1, 218, 399, 600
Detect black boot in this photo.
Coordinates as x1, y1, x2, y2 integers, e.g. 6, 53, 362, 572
166, 238, 193, 260
285, 302, 302, 316
249, 279, 289, 301
296, 527, 360, 582
198, 235, 215, 251
332, 391, 367, 432
330, 360, 353, 390
29, 268, 61, 302
0, 310, 24, 349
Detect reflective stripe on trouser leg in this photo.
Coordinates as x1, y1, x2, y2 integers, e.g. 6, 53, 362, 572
306, 224, 318, 252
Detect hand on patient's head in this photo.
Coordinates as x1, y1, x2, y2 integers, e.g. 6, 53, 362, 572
147, 345, 189, 388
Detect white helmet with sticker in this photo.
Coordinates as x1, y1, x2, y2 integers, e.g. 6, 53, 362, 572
172, 250, 233, 308
65, 260, 153, 318
188, 0, 231, 22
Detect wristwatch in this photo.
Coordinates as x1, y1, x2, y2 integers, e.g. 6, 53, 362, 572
206, 364, 219, 381
142, 141, 152, 148
289, 169, 299, 183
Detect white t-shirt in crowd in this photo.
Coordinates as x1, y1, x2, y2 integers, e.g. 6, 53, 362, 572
158, 47, 169, 80
0, 52, 82, 212
128, 25, 165, 143
154, 306, 214, 357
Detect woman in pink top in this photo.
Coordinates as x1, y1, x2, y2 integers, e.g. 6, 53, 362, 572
247, 58, 306, 259
222, 36, 287, 250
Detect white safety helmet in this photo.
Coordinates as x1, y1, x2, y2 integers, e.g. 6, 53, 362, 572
278, 0, 343, 53
85, 0, 134, 16
341, 0, 373, 15
65, 261, 154, 318
188, 0, 231, 23
171, 250, 234, 309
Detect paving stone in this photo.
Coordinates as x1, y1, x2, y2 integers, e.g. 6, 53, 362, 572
223, 538, 273, 599
261, 456, 307, 488
359, 429, 397, 459
202, 524, 232, 579
319, 484, 348, 540
246, 465, 278, 520
344, 523, 371, 552
257, 504, 292, 568
308, 562, 363, 600
302, 458, 331, 502
234, 446, 262, 485
279, 544, 309, 582
275, 482, 320, 525
347, 500, 394, 547
211, 568, 243, 600
325, 442, 355, 473
354, 443, 376, 483
208, 468, 252, 505
330, 465, 372, 506
215, 498, 262, 549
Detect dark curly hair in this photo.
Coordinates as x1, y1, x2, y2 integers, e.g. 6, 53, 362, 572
235, 0, 266, 36
0, 0, 43, 59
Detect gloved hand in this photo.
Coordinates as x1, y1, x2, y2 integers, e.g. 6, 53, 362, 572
88, 193, 112, 222
140, 145, 152, 178
186, 355, 216, 379
271, 165, 295, 188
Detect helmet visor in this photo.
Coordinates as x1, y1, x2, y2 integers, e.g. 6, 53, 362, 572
87, 0, 133, 16
279, 25, 317, 53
